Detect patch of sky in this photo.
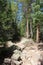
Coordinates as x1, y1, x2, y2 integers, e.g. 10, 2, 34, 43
40, 8, 43, 12
17, 2, 23, 22
8, 0, 23, 22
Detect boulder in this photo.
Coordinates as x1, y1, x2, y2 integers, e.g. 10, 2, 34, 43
14, 43, 25, 50
11, 60, 23, 65
5, 41, 14, 48
11, 50, 21, 60
11, 50, 22, 65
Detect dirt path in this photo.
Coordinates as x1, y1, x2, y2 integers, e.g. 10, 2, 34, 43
14, 38, 43, 65
0, 38, 43, 65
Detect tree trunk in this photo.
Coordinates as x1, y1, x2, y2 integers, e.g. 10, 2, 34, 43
30, 21, 33, 38
26, 18, 30, 38
36, 25, 40, 43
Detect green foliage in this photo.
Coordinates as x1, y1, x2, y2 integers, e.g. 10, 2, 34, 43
0, 0, 20, 43
36, 0, 40, 4
31, 2, 43, 40
32, 3, 40, 12
0, 0, 43, 42
19, 17, 26, 36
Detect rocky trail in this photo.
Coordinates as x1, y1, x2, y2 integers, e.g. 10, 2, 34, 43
0, 38, 43, 65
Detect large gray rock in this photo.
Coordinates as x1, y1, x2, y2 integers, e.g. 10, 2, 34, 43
11, 50, 22, 65
14, 43, 25, 50
11, 60, 23, 65
11, 50, 21, 60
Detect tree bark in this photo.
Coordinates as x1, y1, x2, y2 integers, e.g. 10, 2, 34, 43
30, 21, 33, 38
36, 25, 40, 43
26, 18, 30, 38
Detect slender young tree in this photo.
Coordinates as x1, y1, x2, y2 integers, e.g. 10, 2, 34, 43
19, 0, 31, 38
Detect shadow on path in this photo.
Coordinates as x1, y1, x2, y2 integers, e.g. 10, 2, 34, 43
0, 45, 18, 65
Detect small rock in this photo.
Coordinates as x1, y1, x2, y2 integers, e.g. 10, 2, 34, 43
4, 58, 11, 63
14, 43, 25, 50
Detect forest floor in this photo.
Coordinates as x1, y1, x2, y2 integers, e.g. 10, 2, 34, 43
0, 38, 43, 65
14, 38, 43, 65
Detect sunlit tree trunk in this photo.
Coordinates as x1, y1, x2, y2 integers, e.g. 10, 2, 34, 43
26, 18, 30, 38
36, 25, 40, 43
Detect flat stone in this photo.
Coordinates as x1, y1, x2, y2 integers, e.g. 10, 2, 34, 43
4, 58, 11, 63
